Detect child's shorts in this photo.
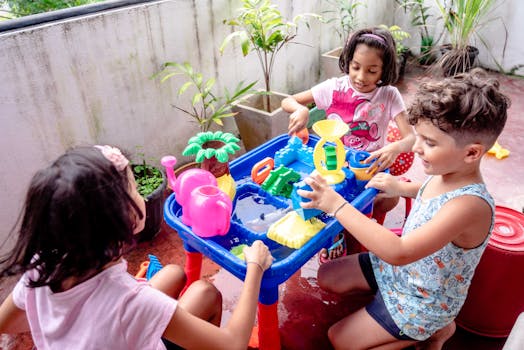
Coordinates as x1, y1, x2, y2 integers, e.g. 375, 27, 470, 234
358, 252, 414, 341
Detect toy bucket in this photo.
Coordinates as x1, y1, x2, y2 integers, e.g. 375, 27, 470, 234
455, 206, 524, 337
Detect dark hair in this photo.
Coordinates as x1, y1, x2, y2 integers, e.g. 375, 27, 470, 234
0, 146, 143, 290
339, 27, 398, 86
408, 68, 510, 147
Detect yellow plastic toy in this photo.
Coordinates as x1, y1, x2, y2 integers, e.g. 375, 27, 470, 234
267, 211, 326, 249
216, 173, 236, 200
312, 119, 349, 185
488, 141, 510, 160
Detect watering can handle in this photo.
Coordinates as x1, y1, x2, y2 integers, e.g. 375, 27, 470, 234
161, 156, 178, 190
216, 200, 231, 234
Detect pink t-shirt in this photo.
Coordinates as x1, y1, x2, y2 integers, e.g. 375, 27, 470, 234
12, 259, 177, 350
312, 76, 405, 152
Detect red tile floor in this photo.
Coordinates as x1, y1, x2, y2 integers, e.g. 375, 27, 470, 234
1, 64, 523, 349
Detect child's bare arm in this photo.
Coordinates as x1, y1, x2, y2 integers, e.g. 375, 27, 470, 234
393, 110, 416, 153
163, 241, 272, 350
365, 111, 415, 172
300, 173, 491, 265
282, 90, 314, 135
366, 172, 420, 199
0, 293, 30, 334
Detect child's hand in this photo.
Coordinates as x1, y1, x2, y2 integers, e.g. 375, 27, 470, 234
243, 240, 273, 272
298, 172, 346, 214
364, 146, 398, 173
288, 106, 309, 135
365, 172, 402, 198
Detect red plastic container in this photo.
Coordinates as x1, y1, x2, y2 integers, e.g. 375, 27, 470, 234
456, 206, 524, 337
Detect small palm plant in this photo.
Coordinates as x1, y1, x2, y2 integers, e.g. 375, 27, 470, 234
183, 131, 241, 178
154, 62, 256, 132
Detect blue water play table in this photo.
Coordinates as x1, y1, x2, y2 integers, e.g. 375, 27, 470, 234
164, 134, 378, 349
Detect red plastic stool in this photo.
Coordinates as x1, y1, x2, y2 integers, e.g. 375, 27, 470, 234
456, 206, 524, 337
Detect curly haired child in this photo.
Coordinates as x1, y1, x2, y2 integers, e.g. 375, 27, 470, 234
298, 69, 509, 349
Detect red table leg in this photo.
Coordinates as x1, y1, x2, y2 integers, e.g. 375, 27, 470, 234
257, 302, 280, 350
181, 250, 202, 295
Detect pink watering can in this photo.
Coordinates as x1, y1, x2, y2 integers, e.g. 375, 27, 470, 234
186, 185, 232, 237
161, 156, 178, 191
161, 155, 217, 226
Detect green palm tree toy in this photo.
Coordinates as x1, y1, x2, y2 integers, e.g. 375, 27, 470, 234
183, 131, 241, 199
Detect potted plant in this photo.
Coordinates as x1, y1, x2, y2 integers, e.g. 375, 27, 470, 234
395, 0, 437, 65
434, 0, 501, 76
320, 0, 365, 80
132, 148, 167, 242
154, 61, 255, 166
155, 61, 256, 133
219, 0, 319, 150
380, 24, 411, 79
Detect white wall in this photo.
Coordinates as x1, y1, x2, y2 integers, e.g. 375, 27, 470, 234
0, 0, 333, 254
0, 0, 522, 254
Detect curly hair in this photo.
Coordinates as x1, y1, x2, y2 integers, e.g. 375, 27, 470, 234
0, 146, 143, 290
407, 68, 510, 147
339, 27, 398, 86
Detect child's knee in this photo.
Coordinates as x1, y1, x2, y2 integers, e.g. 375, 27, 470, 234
190, 280, 223, 306
162, 264, 186, 284
149, 264, 186, 297
317, 264, 340, 293
327, 323, 346, 350
373, 195, 400, 212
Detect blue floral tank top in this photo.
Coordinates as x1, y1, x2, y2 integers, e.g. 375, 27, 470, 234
369, 178, 495, 341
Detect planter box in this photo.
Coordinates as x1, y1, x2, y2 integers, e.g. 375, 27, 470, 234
321, 47, 343, 80
233, 92, 289, 151
135, 167, 167, 242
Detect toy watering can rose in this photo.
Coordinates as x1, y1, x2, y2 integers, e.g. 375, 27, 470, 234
169, 167, 232, 237
172, 168, 217, 226
187, 185, 232, 237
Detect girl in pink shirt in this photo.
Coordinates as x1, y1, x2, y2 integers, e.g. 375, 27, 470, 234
283, 27, 415, 261
0, 145, 273, 350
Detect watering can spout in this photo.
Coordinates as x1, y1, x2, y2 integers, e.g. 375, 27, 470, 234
161, 156, 178, 190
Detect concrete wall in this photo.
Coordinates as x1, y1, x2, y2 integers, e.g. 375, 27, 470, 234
0, 0, 522, 253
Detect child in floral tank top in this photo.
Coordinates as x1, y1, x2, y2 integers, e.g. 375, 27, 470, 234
297, 69, 510, 349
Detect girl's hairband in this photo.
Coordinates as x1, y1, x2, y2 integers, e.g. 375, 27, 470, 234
361, 33, 386, 45
94, 145, 129, 171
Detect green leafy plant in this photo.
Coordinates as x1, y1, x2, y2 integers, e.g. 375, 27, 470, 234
220, 0, 319, 112
132, 147, 164, 198
154, 62, 256, 132
434, 0, 504, 75
0, 0, 103, 18
322, 0, 365, 46
380, 24, 411, 55
396, 0, 436, 64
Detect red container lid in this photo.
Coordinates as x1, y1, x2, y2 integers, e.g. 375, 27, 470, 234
489, 206, 524, 252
